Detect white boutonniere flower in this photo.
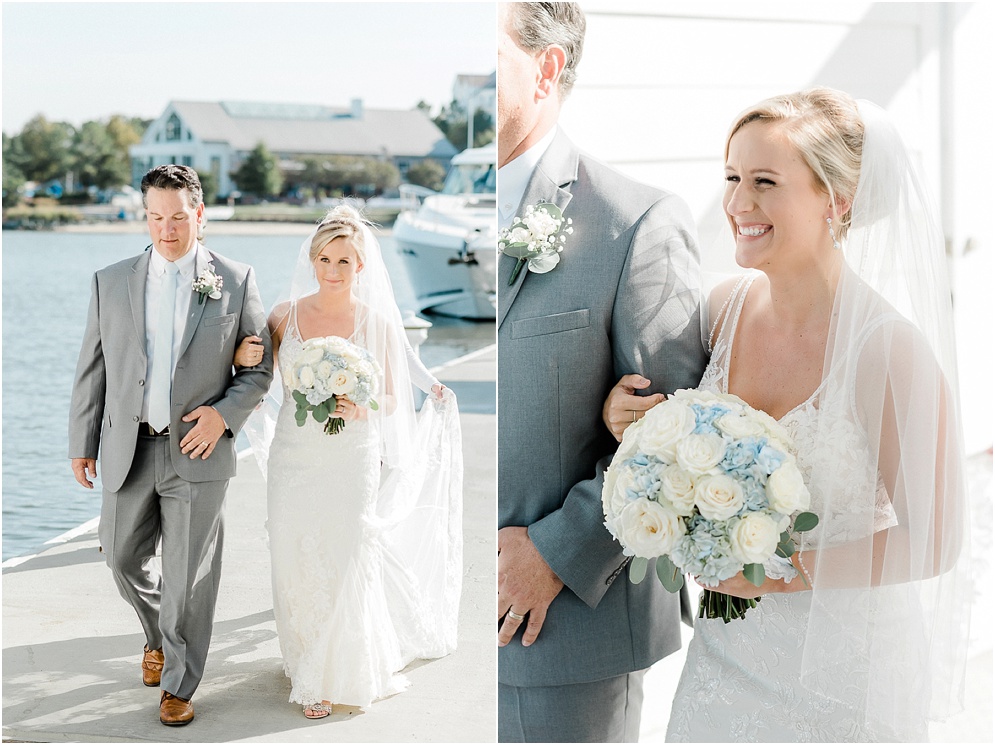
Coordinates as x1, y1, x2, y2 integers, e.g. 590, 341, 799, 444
192, 263, 223, 304
499, 202, 573, 286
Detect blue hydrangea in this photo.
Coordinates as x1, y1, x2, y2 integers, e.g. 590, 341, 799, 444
670, 517, 741, 586
740, 475, 769, 511
721, 437, 763, 475
618, 454, 665, 501
755, 443, 787, 474
691, 403, 730, 435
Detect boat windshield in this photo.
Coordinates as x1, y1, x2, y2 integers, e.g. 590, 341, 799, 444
440, 162, 496, 195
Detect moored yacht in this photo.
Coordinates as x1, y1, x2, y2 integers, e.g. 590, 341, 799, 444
394, 143, 496, 319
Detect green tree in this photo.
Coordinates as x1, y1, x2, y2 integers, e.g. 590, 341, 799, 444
406, 159, 445, 191
233, 142, 282, 197
3, 133, 27, 206
196, 169, 219, 204
12, 115, 75, 183
363, 159, 400, 193
434, 104, 494, 151
72, 121, 130, 189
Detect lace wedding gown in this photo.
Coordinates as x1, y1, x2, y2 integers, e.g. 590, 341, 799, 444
266, 303, 460, 708
666, 275, 921, 743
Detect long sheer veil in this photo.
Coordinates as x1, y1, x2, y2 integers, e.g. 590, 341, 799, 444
795, 100, 970, 737
245, 211, 464, 661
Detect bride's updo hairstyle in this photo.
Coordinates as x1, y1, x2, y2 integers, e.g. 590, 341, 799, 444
308, 205, 367, 263
727, 87, 864, 238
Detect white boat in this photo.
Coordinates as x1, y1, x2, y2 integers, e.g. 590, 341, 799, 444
394, 143, 496, 320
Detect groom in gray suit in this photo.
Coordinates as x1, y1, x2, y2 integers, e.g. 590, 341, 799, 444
69, 165, 272, 725
497, 3, 707, 741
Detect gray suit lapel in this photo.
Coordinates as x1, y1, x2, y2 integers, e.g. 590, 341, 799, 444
498, 131, 579, 329
177, 244, 211, 360
127, 250, 152, 351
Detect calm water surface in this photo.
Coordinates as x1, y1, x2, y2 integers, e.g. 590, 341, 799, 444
1, 229, 493, 561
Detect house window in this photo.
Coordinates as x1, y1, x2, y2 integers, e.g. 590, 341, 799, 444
182, 156, 193, 167
166, 113, 182, 141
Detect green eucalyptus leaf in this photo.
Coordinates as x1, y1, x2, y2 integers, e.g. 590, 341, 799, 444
501, 243, 534, 259
292, 390, 308, 406
794, 512, 820, 533
537, 202, 562, 220
312, 403, 329, 423
743, 563, 766, 587
369, 399, 379, 411
776, 537, 796, 558
656, 554, 685, 593
628, 556, 648, 584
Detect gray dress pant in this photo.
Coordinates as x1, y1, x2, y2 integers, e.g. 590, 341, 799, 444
499, 669, 646, 743
99, 433, 227, 700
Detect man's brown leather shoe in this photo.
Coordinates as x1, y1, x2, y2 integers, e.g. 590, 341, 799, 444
142, 646, 164, 687
160, 691, 194, 726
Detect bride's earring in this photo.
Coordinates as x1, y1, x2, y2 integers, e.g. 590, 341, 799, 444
827, 217, 841, 250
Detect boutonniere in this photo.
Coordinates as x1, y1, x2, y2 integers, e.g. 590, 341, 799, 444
192, 263, 223, 304
499, 202, 573, 286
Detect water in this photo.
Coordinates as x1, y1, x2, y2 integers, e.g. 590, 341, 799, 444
1, 229, 494, 562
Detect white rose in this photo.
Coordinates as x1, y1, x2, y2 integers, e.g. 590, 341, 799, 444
676, 432, 726, 476
694, 473, 745, 521
528, 251, 560, 274
297, 365, 316, 389
603, 464, 640, 520
316, 360, 334, 381
639, 400, 696, 463
766, 461, 811, 514
329, 368, 357, 396
301, 346, 324, 365
508, 226, 531, 244
751, 408, 792, 446
660, 465, 696, 516
616, 498, 686, 559
672, 388, 748, 408
715, 412, 766, 439
728, 512, 780, 564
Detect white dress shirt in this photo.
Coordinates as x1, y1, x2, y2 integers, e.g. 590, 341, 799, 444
498, 126, 558, 230
141, 244, 198, 423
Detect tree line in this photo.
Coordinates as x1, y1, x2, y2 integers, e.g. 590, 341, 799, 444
3, 114, 149, 206
3, 102, 493, 207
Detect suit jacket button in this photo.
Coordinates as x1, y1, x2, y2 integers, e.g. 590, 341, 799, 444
132, 416, 139, 422
139, 379, 145, 386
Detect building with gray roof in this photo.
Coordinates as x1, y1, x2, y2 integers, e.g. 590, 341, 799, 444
130, 99, 457, 198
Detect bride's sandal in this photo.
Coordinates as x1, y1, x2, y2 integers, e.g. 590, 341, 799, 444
303, 702, 333, 719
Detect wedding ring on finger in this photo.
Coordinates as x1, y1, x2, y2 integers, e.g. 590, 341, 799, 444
506, 610, 526, 622
631, 410, 637, 423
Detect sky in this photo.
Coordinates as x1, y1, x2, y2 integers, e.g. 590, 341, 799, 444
1, 1, 496, 133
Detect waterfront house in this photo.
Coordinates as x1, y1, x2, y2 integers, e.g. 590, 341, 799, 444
129, 99, 457, 198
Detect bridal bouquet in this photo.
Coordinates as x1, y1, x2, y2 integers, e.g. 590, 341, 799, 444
288, 336, 380, 435
602, 389, 818, 622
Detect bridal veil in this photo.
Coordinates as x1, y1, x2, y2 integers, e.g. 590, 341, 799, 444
796, 99, 970, 738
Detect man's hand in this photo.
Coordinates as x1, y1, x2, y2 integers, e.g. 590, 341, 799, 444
497, 526, 564, 648
180, 406, 227, 459
602, 374, 665, 442
72, 458, 97, 489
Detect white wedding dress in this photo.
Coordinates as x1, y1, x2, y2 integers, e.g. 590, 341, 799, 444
265, 303, 461, 708
666, 275, 923, 743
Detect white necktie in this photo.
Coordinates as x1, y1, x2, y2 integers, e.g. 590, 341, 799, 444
148, 262, 179, 432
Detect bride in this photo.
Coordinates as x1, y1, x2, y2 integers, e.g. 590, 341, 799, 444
237, 206, 462, 717
604, 88, 970, 741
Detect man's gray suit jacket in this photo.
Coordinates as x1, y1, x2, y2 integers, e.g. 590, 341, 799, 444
498, 131, 708, 688
68, 245, 273, 492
